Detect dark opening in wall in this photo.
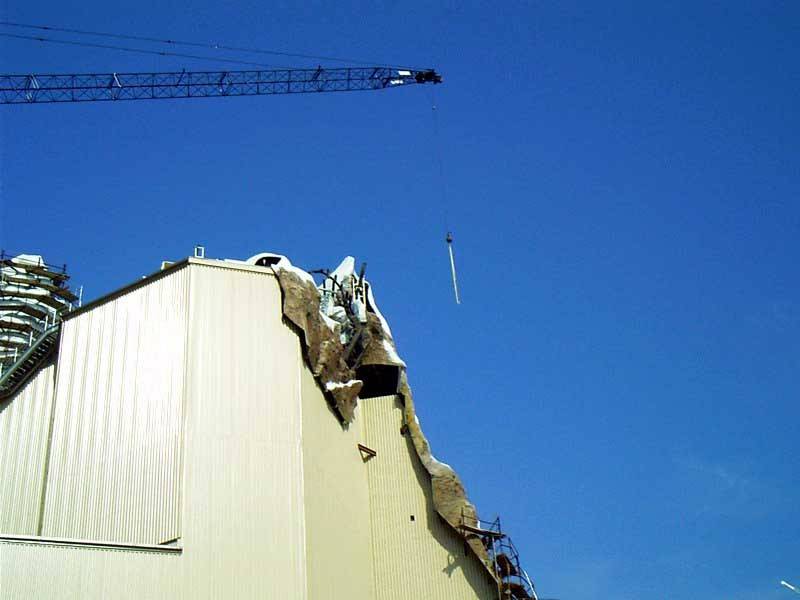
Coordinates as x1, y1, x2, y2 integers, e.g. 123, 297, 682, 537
253, 255, 281, 267
356, 364, 400, 398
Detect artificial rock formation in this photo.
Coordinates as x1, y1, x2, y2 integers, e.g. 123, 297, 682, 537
268, 255, 490, 568
271, 265, 362, 422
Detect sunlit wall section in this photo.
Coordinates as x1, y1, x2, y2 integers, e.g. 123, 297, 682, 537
180, 263, 308, 598
300, 362, 374, 600
41, 268, 189, 545
361, 395, 498, 600
0, 364, 55, 534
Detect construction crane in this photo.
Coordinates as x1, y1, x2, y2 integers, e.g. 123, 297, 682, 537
1, 24, 455, 298
0, 67, 441, 104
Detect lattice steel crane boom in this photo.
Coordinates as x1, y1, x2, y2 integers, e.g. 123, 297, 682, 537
0, 67, 442, 104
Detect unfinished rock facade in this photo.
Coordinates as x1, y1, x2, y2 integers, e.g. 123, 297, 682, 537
265, 255, 489, 566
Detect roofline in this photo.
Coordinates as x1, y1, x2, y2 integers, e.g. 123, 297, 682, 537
62, 257, 276, 322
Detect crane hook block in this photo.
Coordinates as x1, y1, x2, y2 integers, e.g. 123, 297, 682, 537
415, 69, 443, 84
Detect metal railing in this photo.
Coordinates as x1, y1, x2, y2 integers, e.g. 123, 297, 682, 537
0, 249, 68, 275
0, 310, 61, 373
0, 322, 60, 398
460, 510, 538, 600
0, 250, 79, 379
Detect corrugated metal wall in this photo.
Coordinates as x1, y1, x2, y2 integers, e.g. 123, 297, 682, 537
2, 261, 499, 600
41, 267, 189, 544
0, 364, 55, 534
179, 263, 308, 598
1, 263, 311, 599
2, 263, 311, 598
0, 542, 183, 599
300, 364, 374, 600
361, 395, 498, 600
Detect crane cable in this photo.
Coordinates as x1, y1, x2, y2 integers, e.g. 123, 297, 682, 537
0, 21, 424, 70
432, 96, 451, 233
429, 88, 461, 305
0, 32, 298, 69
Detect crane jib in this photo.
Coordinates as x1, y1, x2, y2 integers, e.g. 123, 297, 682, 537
0, 67, 442, 104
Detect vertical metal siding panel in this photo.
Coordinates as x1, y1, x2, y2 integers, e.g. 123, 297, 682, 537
0, 364, 55, 533
41, 268, 188, 544
181, 264, 307, 599
300, 364, 374, 600
0, 542, 182, 599
362, 396, 497, 600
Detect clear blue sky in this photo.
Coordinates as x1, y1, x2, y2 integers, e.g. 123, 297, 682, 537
2, 2, 799, 599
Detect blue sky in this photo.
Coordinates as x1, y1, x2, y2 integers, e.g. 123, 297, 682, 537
2, 2, 799, 599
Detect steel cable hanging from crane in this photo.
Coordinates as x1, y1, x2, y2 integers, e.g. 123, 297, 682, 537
429, 90, 461, 305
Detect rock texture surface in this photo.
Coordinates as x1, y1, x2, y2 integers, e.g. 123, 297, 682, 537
271, 259, 491, 568
271, 266, 362, 422
397, 370, 489, 562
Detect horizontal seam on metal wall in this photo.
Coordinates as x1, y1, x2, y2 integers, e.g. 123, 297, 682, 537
0, 534, 182, 554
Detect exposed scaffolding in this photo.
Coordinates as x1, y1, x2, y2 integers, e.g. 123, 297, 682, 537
460, 509, 538, 600
0, 251, 77, 398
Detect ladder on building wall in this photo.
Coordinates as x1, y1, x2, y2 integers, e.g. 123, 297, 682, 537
0, 323, 60, 400
459, 510, 538, 600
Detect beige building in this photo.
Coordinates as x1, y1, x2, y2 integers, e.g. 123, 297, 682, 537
0, 255, 535, 599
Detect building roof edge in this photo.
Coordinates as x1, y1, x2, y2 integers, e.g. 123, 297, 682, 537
63, 257, 276, 322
